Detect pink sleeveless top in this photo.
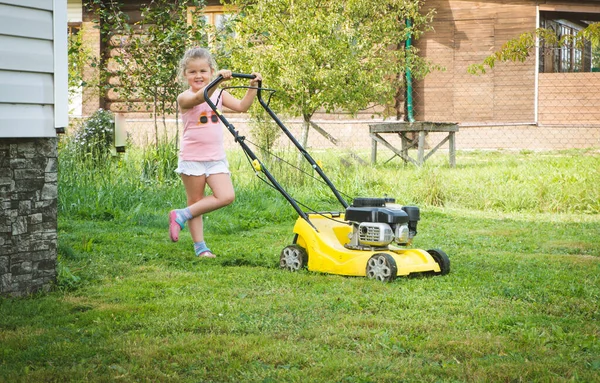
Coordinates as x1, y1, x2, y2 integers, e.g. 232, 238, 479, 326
180, 92, 225, 161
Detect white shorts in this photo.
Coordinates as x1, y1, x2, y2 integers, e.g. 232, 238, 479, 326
175, 159, 230, 177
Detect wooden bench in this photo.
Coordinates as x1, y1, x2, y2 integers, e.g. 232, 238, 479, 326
369, 122, 459, 167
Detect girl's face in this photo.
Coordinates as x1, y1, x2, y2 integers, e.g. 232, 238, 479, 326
184, 58, 213, 92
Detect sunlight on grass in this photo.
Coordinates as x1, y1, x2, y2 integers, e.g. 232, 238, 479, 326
1, 144, 599, 382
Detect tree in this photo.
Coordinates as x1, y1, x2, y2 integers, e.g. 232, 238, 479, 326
68, 24, 97, 113
86, 0, 208, 146
224, 0, 435, 148
468, 23, 600, 75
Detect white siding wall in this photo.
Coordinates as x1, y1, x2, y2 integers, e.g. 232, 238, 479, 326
0, 0, 68, 138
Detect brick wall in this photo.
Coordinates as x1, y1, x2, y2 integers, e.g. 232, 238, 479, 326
0, 138, 58, 297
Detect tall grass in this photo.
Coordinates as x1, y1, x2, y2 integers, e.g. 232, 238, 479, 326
58, 137, 600, 220
58, 136, 180, 220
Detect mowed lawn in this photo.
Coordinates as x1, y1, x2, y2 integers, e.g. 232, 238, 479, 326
1, 149, 599, 382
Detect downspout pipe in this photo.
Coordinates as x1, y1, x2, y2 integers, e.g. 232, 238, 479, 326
405, 18, 415, 123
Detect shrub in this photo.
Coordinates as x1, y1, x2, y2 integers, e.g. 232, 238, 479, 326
73, 109, 115, 162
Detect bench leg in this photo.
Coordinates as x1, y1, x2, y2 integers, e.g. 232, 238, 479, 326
417, 131, 426, 166
401, 133, 408, 165
449, 132, 456, 167
371, 135, 377, 164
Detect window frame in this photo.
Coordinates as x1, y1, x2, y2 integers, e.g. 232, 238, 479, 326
187, 5, 235, 44
538, 8, 600, 73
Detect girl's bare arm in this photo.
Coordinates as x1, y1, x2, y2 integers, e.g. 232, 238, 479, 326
221, 72, 262, 113
178, 70, 233, 111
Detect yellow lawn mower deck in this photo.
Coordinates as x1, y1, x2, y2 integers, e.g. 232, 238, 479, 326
281, 208, 449, 282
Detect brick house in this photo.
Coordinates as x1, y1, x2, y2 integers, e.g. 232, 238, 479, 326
68, 0, 227, 117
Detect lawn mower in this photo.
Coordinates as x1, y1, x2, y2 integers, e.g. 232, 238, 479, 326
204, 73, 450, 282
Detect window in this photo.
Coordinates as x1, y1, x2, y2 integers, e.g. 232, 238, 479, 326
187, 5, 235, 44
539, 12, 600, 73
204, 6, 232, 32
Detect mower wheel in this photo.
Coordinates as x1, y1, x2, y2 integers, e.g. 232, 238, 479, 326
427, 248, 450, 275
366, 253, 397, 282
280, 245, 307, 272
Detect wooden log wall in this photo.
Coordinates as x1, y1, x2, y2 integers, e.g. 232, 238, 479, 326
538, 73, 600, 125
83, 0, 223, 117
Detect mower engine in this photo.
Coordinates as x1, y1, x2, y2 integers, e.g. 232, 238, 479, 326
344, 198, 420, 250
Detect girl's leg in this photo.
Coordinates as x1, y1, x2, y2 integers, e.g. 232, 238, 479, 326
181, 174, 208, 243
171, 172, 234, 255
189, 173, 234, 257
187, 172, 235, 218
169, 173, 207, 242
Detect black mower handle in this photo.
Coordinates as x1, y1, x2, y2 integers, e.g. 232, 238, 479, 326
231, 72, 257, 80
203, 72, 263, 114
200, 72, 310, 221
201, 72, 349, 216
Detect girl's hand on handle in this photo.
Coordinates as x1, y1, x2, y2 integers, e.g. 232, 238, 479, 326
219, 69, 233, 81
219, 72, 262, 112
250, 72, 262, 87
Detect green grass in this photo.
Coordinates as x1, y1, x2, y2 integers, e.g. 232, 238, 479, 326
1, 146, 600, 382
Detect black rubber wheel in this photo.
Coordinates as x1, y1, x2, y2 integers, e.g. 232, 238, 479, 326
280, 245, 307, 271
366, 253, 398, 282
427, 248, 450, 275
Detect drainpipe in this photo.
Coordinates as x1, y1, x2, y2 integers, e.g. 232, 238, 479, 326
534, 5, 539, 125
405, 18, 415, 123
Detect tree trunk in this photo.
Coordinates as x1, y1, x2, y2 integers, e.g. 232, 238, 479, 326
300, 114, 310, 148
298, 115, 311, 165
153, 93, 158, 148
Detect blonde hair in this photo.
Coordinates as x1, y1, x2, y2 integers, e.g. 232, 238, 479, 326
177, 47, 218, 85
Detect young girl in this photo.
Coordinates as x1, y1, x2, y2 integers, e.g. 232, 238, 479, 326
169, 47, 262, 257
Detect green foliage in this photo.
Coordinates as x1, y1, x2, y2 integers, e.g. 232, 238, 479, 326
580, 22, 600, 48
67, 24, 102, 111
67, 27, 88, 90
108, 0, 208, 113
468, 32, 536, 74
55, 256, 82, 292
582, 23, 600, 68
226, 0, 436, 121
248, 109, 282, 155
86, 0, 209, 145
469, 24, 600, 74
415, 166, 446, 207
56, 141, 600, 223
71, 108, 115, 162
57, 142, 183, 221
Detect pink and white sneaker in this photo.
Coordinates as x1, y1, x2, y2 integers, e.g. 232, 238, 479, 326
169, 210, 182, 242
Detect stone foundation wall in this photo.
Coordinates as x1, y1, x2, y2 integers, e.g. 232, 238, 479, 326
0, 138, 58, 297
